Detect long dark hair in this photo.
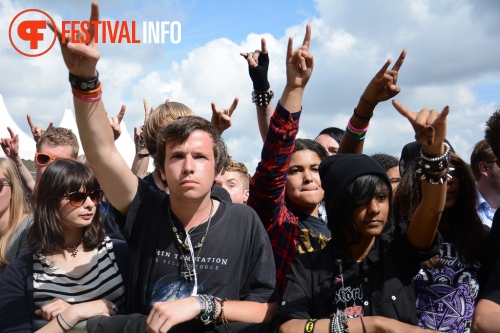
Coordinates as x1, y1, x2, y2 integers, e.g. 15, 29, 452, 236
28, 159, 105, 255
328, 174, 394, 257
393, 153, 487, 265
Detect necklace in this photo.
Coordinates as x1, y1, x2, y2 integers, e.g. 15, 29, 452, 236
168, 200, 213, 282
64, 240, 83, 257
169, 201, 213, 251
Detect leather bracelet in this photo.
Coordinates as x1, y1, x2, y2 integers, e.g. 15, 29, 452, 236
69, 71, 99, 91
353, 108, 372, 120
252, 90, 274, 106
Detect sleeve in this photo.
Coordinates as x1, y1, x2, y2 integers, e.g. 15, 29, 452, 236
396, 222, 443, 273
114, 177, 165, 251
247, 103, 302, 296
0, 257, 33, 332
239, 211, 277, 303
480, 257, 500, 304
279, 254, 313, 322
247, 102, 301, 232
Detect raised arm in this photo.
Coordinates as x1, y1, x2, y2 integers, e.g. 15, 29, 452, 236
393, 100, 449, 250
338, 49, 406, 154
1, 127, 35, 192
241, 38, 274, 141
49, 2, 136, 214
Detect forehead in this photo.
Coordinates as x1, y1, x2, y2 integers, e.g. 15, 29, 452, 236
219, 171, 243, 183
315, 134, 339, 147
39, 144, 74, 158
290, 149, 322, 165
166, 130, 214, 154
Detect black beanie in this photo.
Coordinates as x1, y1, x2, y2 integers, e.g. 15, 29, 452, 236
319, 154, 391, 218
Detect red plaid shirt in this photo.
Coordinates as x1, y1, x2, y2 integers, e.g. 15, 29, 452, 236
248, 102, 302, 298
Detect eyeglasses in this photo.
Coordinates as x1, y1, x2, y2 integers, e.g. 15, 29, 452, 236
0, 178, 11, 193
35, 152, 61, 167
63, 189, 104, 207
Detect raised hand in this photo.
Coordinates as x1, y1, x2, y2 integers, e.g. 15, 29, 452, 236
211, 97, 239, 134
361, 49, 407, 106
0, 127, 20, 158
48, 1, 100, 78
285, 24, 313, 90
393, 100, 449, 155
27, 114, 53, 143
240, 38, 270, 92
109, 104, 126, 141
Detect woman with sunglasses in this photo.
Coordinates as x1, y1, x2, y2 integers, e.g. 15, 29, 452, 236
0, 158, 131, 332
393, 151, 488, 332
0, 158, 31, 280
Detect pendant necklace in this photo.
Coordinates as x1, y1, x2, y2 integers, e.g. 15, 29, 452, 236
64, 239, 83, 257
169, 200, 213, 284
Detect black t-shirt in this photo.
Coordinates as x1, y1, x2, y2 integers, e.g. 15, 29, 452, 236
116, 178, 275, 330
279, 225, 442, 325
295, 211, 331, 254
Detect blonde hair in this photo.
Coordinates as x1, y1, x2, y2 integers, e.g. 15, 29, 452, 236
143, 102, 194, 156
0, 158, 31, 265
225, 159, 251, 190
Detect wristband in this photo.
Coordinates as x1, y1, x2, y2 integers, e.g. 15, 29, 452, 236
69, 71, 99, 91
304, 319, 317, 333
252, 90, 274, 106
59, 312, 75, 329
353, 108, 372, 120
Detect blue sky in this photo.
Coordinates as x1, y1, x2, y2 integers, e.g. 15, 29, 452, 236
1, 0, 500, 171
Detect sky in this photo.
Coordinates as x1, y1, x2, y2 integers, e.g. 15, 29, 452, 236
1, 0, 499, 172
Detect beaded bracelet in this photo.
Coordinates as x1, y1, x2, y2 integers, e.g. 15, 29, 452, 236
251, 90, 274, 106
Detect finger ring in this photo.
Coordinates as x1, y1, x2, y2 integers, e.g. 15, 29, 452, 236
223, 109, 229, 115
111, 304, 117, 310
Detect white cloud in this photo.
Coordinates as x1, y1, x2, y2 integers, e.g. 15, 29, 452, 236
2, 0, 499, 171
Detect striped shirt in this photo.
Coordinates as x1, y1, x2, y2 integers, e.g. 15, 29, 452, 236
33, 237, 125, 310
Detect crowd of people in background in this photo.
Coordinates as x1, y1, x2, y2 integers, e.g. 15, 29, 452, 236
1, 2, 500, 333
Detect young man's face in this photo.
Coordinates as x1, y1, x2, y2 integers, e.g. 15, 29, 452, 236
160, 130, 220, 202
35, 144, 75, 186
216, 171, 249, 204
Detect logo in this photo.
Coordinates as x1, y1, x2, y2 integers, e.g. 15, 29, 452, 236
9, 9, 57, 57
10, 8, 182, 57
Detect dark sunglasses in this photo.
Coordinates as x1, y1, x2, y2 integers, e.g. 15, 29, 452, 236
35, 152, 61, 167
0, 178, 11, 192
63, 189, 104, 207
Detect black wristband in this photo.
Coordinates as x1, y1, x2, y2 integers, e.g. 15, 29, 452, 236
248, 52, 270, 91
304, 319, 317, 333
252, 90, 274, 106
69, 71, 99, 91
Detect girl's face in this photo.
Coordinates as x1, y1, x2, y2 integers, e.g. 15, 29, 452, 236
285, 150, 324, 214
57, 188, 98, 231
352, 188, 390, 240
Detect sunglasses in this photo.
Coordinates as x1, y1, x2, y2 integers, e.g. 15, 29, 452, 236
63, 189, 104, 207
0, 178, 11, 193
35, 152, 61, 167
